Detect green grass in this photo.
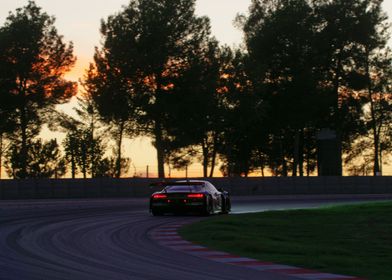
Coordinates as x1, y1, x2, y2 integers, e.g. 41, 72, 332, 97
179, 202, 392, 280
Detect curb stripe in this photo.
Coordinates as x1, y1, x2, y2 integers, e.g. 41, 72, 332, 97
169, 245, 206, 251
204, 254, 241, 259
187, 250, 229, 256
158, 241, 192, 246
208, 257, 258, 263
228, 260, 275, 266
153, 237, 182, 241
252, 265, 299, 271
287, 274, 356, 279
183, 247, 212, 252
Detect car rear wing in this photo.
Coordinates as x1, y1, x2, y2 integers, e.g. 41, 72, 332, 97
149, 181, 204, 187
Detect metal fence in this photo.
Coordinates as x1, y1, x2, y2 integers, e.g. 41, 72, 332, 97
130, 165, 205, 178
1, 176, 392, 200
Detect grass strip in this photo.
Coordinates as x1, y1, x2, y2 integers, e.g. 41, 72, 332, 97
179, 201, 392, 280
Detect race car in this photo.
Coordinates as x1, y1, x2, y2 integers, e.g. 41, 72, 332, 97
149, 180, 231, 216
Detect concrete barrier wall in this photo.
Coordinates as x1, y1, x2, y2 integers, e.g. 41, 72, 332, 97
0, 177, 391, 200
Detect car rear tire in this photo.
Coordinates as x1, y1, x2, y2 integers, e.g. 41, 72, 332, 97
226, 199, 231, 212
203, 196, 213, 216
151, 208, 163, 216
220, 196, 231, 214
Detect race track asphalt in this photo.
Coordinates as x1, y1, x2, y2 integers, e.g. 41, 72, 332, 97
0, 195, 390, 280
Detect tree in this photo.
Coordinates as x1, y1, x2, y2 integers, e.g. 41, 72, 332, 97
313, 0, 389, 175
52, 79, 131, 179
98, 0, 211, 178
161, 40, 225, 177
63, 129, 79, 178
5, 139, 66, 178
242, 0, 320, 176
354, 49, 392, 175
94, 154, 131, 178
63, 127, 111, 179
241, 0, 390, 176
0, 1, 76, 178
0, 64, 16, 179
0, 10, 18, 179
346, 1, 391, 175
84, 60, 137, 178
0, 134, 12, 179
216, 49, 266, 177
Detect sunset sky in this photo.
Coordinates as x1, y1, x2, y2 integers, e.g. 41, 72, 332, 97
1, 0, 392, 177
0, 0, 252, 81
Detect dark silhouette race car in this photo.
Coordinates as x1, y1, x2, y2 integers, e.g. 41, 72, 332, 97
150, 180, 231, 216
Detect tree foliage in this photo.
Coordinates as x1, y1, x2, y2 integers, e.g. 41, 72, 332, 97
240, 0, 391, 176
161, 40, 225, 177
5, 139, 66, 178
95, 0, 212, 178
63, 128, 108, 178
84, 59, 137, 178
0, 1, 76, 178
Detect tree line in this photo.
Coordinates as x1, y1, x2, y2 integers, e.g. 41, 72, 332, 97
0, 0, 391, 179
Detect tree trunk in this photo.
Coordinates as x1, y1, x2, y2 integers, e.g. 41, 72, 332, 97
257, 149, 265, 177
209, 137, 218, 178
154, 120, 165, 178
71, 150, 76, 179
379, 144, 383, 174
372, 128, 380, 175
82, 159, 87, 179
18, 79, 28, 179
305, 128, 312, 176
306, 156, 310, 176
20, 105, 28, 179
115, 120, 125, 178
365, 48, 380, 176
90, 116, 95, 178
154, 74, 166, 179
202, 139, 208, 178
279, 136, 287, 177
292, 129, 300, 177
82, 145, 87, 179
282, 157, 288, 177
332, 56, 343, 176
299, 128, 304, 176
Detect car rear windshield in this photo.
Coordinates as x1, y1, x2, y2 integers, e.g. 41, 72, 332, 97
164, 185, 204, 192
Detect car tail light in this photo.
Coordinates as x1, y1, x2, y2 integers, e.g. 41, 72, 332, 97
187, 194, 204, 198
153, 194, 167, 199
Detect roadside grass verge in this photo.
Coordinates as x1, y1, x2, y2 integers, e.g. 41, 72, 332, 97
179, 201, 392, 280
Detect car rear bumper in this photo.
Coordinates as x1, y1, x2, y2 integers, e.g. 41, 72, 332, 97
150, 201, 206, 213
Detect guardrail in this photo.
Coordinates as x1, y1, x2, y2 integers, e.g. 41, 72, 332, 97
0, 177, 391, 200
